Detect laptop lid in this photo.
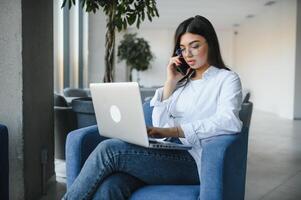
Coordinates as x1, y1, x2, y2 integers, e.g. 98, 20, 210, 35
90, 82, 150, 147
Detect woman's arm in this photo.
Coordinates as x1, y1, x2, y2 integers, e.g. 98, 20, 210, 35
180, 73, 243, 145
151, 56, 191, 127
150, 87, 173, 127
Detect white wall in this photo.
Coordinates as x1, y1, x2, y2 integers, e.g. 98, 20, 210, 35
234, 0, 297, 119
217, 29, 235, 69
88, 12, 106, 83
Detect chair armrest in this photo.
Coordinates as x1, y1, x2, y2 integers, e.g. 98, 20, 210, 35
200, 132, 248, 200
54, 106, 77, 131
66, 125, 107, 188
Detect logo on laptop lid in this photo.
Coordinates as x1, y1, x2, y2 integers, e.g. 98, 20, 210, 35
110, 105, 121, 123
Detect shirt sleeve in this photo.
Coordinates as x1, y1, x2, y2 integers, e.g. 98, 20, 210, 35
150, 87, 173, 127
180, 72, 243, 145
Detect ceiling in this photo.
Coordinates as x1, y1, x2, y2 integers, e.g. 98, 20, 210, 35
140, 0, 282, 30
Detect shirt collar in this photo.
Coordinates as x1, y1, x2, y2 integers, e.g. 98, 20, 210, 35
202, 66, 219, 79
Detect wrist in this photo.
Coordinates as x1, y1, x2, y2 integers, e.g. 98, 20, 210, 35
170, 127, 180, 138
175, 127, 184, 138
165, 79, 178, 86
162, 81, 177, 100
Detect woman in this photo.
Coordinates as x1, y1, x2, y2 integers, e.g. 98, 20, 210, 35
63, 15, 242, 200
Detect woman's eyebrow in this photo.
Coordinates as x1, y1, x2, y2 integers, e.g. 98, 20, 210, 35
180, 40, 201, 47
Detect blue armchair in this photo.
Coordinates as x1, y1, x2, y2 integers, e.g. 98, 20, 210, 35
66, 101, 253, 200
0, 124, 9, 200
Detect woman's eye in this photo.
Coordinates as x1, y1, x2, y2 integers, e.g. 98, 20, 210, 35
191, 44, 200, 49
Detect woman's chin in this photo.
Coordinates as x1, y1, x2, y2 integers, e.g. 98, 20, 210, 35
191, 64, 209, 70
188, 63, 199, 68
190, 65, 201, 69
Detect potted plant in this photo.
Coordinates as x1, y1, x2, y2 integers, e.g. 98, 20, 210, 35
117, 33, 154, 82
62, 0, 159, 82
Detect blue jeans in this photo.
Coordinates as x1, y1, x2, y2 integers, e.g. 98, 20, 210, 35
62, 138, 199, 200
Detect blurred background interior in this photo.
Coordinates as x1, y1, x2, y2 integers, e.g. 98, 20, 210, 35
1, 0, 301, 199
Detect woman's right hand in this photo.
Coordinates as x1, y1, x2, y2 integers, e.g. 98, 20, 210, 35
166, 56, 187, 83
162, 56, 191, 100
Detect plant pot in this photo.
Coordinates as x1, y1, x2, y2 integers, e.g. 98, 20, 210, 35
71, 97, 97, 128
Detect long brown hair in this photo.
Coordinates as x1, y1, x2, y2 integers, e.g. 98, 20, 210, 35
173, 15, 229, 82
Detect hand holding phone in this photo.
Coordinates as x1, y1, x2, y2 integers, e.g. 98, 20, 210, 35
175, 56, 190, 75
175, 49, 190, 75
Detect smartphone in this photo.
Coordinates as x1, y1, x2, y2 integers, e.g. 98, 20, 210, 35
176, 57, 190, 75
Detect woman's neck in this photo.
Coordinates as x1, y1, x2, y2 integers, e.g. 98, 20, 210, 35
191, 63, 210, 80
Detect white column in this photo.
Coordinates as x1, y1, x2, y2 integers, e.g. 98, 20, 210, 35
69, 3, 79, 88
53, 0, 64, 93
83, 10, 89, 88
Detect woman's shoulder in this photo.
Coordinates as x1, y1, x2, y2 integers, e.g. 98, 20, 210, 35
214, 66, 240, 80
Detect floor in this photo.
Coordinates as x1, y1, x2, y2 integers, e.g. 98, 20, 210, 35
245, 110, 301, 200
40, 160, 66, 200
40, 109, 301, 200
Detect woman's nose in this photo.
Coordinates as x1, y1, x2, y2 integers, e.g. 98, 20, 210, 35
184, 49, 193, 57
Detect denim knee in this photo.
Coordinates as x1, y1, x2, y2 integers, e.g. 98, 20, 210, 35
95, 139, 130, 157
92, 139, 130, 166
92, 173, 145, 200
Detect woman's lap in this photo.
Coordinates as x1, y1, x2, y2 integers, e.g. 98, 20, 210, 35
63, 138, 199, 200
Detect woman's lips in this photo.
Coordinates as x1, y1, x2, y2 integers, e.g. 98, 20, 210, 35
187, 60, 196, 65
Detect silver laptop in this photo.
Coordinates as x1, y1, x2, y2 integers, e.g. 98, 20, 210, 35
90, 82, 191, 150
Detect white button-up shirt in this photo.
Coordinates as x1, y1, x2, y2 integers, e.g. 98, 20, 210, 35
150, 66, 243, 180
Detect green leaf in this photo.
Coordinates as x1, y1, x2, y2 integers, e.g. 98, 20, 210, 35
147, 12, 152, 21
61, 0, 67, 8
69, 0, 72, 9
141, 11, 145, 21
123, 18, 127, 30
155, 9, 159, 17
127, 13, 136, 25
115, 18, 123, 32
137, 17, 141, 29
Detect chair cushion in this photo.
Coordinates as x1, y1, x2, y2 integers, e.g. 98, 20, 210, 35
130, 185, 199, 200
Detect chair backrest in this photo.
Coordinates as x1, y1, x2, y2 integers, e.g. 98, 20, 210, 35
239, 102, 253, 130
143, 100, 154, 126
242, 90, 251, 103
63, 88, 89, 98
71, 98, 97, 128
223, 101, 252, 200
140, 87, 157, 103
54, 93, 68, 107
